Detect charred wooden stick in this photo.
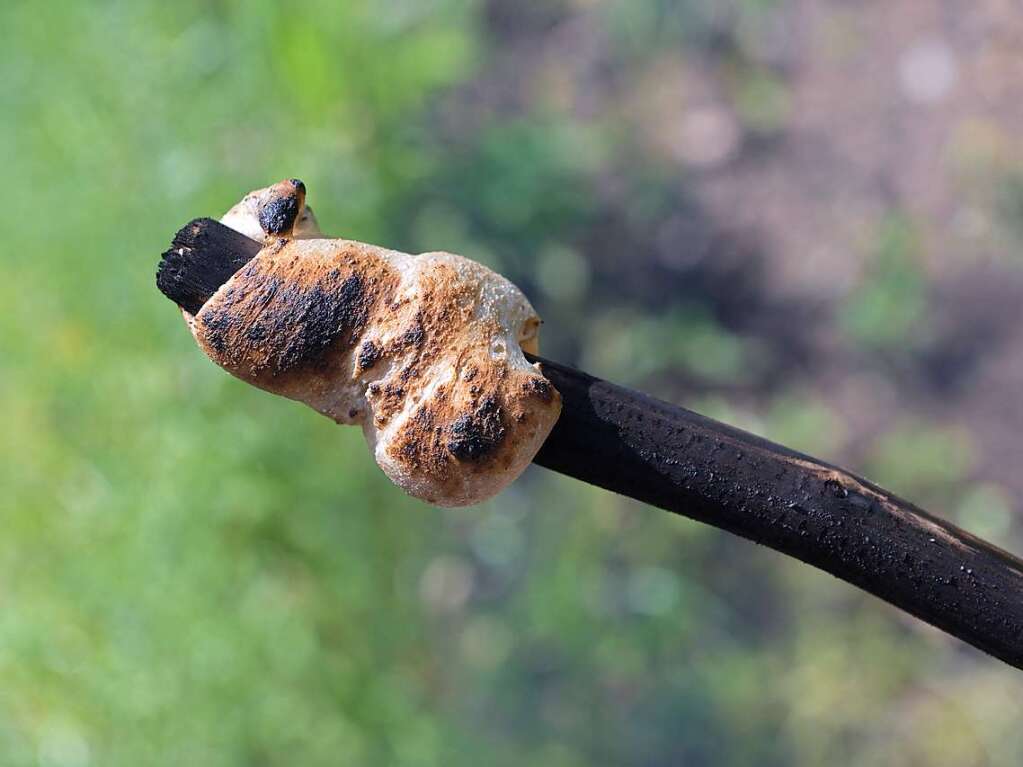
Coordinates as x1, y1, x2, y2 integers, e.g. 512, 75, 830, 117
156, 218, 261, 316
159, 219, 1023, 670
529, 355, 1023, 670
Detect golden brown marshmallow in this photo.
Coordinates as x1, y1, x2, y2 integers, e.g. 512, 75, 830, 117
187, 181, 560, 506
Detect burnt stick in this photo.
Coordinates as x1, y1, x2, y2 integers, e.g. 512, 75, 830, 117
156, 218, 261, 315
528, 354, 1023, 670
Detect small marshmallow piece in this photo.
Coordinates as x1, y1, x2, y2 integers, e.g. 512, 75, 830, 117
187, 181, 560, 506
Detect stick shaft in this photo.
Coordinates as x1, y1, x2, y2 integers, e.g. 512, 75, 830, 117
529, 355, 1023, 670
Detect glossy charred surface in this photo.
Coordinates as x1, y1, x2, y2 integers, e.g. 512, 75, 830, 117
530, 354, 1023, 671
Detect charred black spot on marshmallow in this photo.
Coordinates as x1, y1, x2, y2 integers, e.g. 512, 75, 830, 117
523, 376, 554, 403
385, 310, 427, 356
258, 194, 302, 236
268, 275, 366, 373
447, 396, 506, 461
200, 262, 370, 376
200, 307, 235, 354
245, 322, 268, 342
402, 322, 426, 347
358, 340, 381, 371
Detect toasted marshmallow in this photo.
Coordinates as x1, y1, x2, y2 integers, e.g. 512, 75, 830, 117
187, 180, 560, 506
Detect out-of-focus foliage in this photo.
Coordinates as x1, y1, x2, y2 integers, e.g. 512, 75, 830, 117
3, 1, 1023, 765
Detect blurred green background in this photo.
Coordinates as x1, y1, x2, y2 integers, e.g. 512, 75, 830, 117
4, 1, 1023, 764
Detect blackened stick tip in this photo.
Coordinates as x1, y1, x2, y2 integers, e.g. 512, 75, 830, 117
156, 218, 261, 315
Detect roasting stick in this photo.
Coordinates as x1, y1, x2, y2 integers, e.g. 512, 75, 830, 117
530, 356, 1023, 670
159, 219, 1023, 671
